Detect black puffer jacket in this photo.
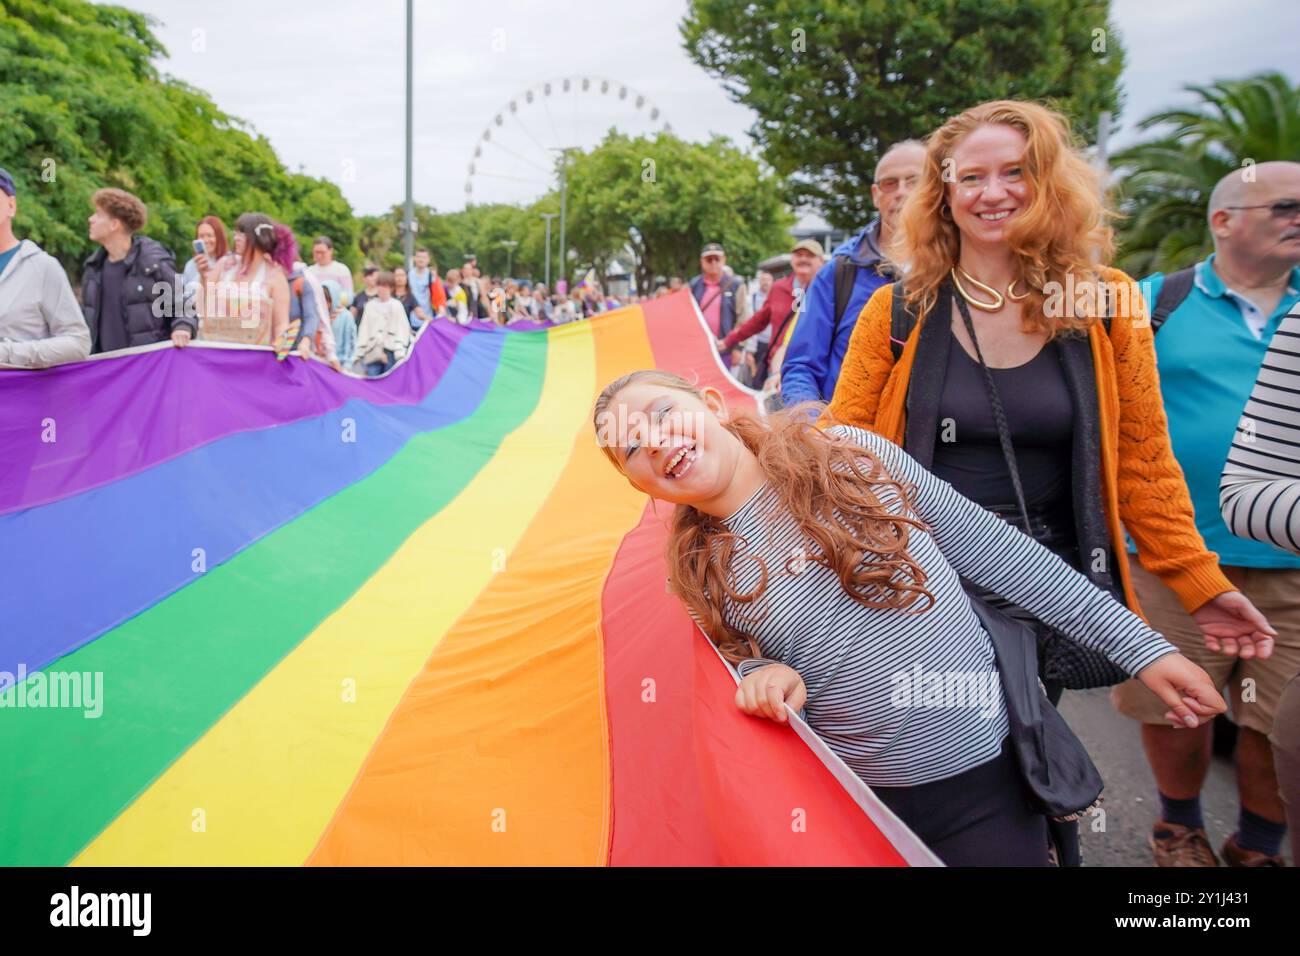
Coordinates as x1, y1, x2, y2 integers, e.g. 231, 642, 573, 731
82, 235, 191, 351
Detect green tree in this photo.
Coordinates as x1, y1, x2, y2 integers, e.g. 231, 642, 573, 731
356, 211, 403, 270
0, 0, 359, 277
681, 0, 1125, 229
356, 202, 552, 279
450, 203, 550, 279
564, 131, 793, 292
1111, 72, 1300, 276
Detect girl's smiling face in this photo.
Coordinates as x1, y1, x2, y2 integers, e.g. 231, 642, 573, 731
599, 382, 742, 508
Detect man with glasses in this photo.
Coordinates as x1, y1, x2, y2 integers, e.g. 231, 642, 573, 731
1113, 160, 1300, 868
780, 140, 926, 406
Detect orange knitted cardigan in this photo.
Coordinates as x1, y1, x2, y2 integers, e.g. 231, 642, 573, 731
820, 269, 1233, 616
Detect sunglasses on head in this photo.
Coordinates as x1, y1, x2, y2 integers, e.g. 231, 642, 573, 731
1225, 198, 1300, 220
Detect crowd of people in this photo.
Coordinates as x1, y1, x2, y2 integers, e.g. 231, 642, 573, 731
0, 174, 649, 376
598, 99, 1300, 869
3, 94, 1298, 869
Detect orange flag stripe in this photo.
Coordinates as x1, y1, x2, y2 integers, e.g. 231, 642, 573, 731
307, 307, 654, 865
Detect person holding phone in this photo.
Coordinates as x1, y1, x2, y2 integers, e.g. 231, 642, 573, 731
181, 216, 229, 335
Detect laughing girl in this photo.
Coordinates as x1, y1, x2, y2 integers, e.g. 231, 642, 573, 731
593, 370, 1224, 865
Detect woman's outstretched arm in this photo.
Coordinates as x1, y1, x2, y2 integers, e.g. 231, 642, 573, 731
829, 425, 1177, 676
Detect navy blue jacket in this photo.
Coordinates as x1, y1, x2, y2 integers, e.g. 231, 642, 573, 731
689, 273, 744, 339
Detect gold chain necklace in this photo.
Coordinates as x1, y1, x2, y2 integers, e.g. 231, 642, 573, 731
949, 266, 1032, 312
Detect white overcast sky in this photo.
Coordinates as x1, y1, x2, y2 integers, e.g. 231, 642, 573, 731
106, 0, 1297, 216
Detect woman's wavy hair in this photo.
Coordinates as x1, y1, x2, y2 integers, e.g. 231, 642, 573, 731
890, 99, 1115, 335
592, 370, 934, 664
233, 212, 279, 271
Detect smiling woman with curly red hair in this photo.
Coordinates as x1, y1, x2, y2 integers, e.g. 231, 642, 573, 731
891, 100, 1113, 333
823, 100, 1275, 864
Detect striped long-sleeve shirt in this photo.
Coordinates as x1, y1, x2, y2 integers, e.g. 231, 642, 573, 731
1220, 309, 1300, 555
703, 425, 1175, 788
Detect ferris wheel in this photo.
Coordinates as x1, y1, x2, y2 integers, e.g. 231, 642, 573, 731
464, 76, 673, 207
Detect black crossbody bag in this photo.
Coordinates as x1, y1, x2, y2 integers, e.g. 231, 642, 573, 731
964, 591, 1104, 821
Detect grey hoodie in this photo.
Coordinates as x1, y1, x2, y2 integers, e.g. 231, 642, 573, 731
0, 239, 91, 369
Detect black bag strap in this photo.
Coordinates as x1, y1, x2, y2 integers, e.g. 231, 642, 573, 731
768, 304, 799, 356
889, 280, 917, 361
830, 254, 858, 348
1150, 266, 1195, 334
953, 293, 1033, 536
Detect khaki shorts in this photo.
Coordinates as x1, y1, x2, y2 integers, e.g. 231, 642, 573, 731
1111, 562, 1300, 735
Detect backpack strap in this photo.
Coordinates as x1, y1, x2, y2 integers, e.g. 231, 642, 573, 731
1150, 266, 1196, 335
889, 281, 917, 362
829, 254, 858, 349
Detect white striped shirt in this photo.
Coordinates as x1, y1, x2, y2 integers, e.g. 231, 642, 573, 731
1221, 309, 1300, 555
704, 425, 1175, 787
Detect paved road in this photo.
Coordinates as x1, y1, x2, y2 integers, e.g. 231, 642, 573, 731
1061, 688, 1293, 867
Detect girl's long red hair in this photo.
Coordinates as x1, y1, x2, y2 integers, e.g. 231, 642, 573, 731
891, 99, 1115, 335
593, 370, 934, 664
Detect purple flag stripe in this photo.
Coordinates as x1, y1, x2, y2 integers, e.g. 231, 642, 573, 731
0, 322, 470, 516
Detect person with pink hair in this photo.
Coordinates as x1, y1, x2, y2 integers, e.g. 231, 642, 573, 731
272, 224, 341, 369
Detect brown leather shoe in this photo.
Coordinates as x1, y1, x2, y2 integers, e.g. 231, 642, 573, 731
1221, 833, 1285, 867
1150, 821, 1219, 867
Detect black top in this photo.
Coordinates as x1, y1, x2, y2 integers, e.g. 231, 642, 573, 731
932, 339, 1075, 515
94, 259, 129, 353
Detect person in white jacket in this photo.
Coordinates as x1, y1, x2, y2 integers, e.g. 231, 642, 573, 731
355, 271, 412, 376
0, 167, 90, 369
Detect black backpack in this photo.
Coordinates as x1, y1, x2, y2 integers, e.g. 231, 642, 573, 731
886, 266, 1196, 361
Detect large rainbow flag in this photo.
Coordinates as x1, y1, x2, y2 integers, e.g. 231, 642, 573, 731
0, 291, 935, 866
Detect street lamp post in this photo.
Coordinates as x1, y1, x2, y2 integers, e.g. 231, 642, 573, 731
403, 0, 415, 269
501, 240, 519, 279
539, 213, 557, 288
558, 156, 568, 290
551, 147, 574, 291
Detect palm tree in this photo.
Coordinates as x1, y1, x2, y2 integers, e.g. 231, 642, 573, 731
1111, 72, 1300, 277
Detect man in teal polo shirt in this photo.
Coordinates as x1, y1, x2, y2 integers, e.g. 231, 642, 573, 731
1114, 161, 1300, 867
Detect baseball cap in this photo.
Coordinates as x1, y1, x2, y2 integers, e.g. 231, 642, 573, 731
0, 168, 15, 197
791, 238, 825, 257
700, 242, 725, 257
